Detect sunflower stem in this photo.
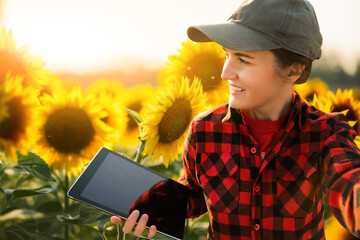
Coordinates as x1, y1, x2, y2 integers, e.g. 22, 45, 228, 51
99, 232, 107, 240
117, 223, 120, 240
134, 140, 146, 164
64, 172, 70, 240
122, 228, 127, 240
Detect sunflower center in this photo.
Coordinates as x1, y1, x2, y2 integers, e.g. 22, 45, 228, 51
158, 97, 192, 143
186, 53, 224, 92
0, 97, 24, 141
44, 107, 95, 154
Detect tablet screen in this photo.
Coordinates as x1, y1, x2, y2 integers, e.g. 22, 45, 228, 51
68, 147, 189, 240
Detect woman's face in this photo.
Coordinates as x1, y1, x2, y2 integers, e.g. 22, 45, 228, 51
221, 48, 294, 120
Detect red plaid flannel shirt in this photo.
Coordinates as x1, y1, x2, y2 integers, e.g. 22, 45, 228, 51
179, 92, 360, 240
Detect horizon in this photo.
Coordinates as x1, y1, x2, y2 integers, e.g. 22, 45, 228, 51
1, 0, 359, 75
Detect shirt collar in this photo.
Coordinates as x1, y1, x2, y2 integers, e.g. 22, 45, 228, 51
222, 91, 304, 128
222, 105, 242, 123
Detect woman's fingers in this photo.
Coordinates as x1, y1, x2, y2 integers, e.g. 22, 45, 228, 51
112, 210, 156, 237
148, 225, 157, 238
133, 213, 149, 236
122, 210, 140, 233
110, 216, 124, 224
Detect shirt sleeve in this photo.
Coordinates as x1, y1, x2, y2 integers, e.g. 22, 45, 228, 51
178, 120, 207, 218
320, 112, 360, 237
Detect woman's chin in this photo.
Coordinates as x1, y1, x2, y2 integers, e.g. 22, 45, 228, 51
228, 98, 244, 109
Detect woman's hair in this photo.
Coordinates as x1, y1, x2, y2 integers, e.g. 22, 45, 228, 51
271, 48, 313, 84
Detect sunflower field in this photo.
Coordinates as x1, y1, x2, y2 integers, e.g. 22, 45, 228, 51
0, 26, 360, 240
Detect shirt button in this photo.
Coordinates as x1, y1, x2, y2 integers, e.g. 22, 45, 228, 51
254, 185, 261, 193
250, 147, 257, 154
254, 224, 260, 231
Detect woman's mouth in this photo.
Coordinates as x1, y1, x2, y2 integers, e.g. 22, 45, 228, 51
230, 85, 245, 94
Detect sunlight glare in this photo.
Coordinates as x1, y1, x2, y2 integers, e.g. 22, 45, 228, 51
17, 19, 116, 73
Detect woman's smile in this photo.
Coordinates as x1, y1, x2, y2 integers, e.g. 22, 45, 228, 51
229, 84, 245, 95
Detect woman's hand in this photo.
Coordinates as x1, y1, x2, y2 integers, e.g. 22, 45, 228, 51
110, 210, 157, 238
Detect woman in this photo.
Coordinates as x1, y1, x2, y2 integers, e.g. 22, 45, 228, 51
112, 0, 360, 239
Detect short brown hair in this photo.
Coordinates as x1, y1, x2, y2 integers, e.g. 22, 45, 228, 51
271, 48, 313, 84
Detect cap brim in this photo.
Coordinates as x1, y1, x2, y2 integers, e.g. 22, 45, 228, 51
187, 23, 281, 51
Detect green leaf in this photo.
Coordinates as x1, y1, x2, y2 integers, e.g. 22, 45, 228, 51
29, 233, 58, 240
0, 209, 45, 228
14, 152, 54, 182
35, 200, 62, 213
79, 204, 111, 225
1, 219, 60, 240
97, 218, 111, 233
1, 224, 31, 240
4, 188, 52, 201
0, 188, 6, 212
57, 213, 80, 225
3, 229, 27, 240
124, 108, 144, 125
0, 160, 8, 177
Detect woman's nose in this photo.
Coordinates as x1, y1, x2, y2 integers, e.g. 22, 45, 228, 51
221, 59, 236, 81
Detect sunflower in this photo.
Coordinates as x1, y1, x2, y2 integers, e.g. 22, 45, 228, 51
355, 136, 360, 148
312, 93, 353, 125
88, 91, 127, 145
86, 78, 124, 99
32, 87, 112, 176
312, 94, 332, 113
117, 84, 156, 147
293, 78, 329, 103
160, 40, 228, 107
0, 90, 8, 120
0, 74, 39, 162
38, 74, 77, 99
86, 78, 132, 148
141, 77, 207, 167
324, 214, 356, 240
353, 87, 360, 101
324, 89, 360, 135
0, 27, 49, 91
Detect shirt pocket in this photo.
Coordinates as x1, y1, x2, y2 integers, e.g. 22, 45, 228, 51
276, 153, 319, 218
198, 152, 239, 213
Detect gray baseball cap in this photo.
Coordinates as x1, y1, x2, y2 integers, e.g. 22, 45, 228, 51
187, 0, 323, 60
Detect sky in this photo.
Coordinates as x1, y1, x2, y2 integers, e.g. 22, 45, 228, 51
1, 0, 360, 74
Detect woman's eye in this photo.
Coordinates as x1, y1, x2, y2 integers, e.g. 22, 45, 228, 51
239, 58, 249, 64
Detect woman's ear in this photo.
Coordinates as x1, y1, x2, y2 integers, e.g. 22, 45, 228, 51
286, 63, 305, 83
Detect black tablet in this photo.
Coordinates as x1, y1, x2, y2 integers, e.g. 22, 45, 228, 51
67, 147, 189, 240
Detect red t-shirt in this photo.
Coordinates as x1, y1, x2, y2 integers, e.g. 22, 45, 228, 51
242, 112, 288, 159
